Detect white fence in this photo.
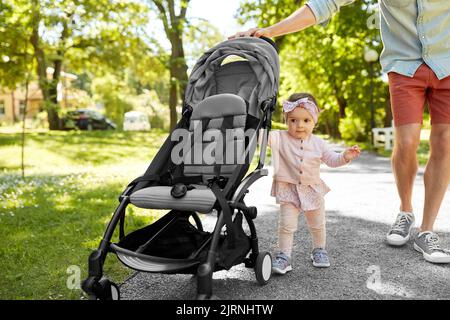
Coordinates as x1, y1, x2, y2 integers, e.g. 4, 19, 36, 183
372, 126, 394, 151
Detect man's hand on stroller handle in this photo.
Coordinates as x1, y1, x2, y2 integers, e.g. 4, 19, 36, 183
228, 5, 317, 40
228, 27, 272, 39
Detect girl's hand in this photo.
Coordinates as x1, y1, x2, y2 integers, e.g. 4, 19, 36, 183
228, 27, 271, 40
343, 145, 361, 162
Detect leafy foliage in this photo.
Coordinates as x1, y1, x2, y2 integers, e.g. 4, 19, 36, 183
238, 0, 389, 140
0, 0, 34, 89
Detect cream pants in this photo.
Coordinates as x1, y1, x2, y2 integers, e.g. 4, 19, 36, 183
278, 202, 326, 257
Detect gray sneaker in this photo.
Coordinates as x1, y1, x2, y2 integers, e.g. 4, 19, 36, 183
272, 252, 292, 275
311, 248, 330, 268
386, 212, 415, 246
414, 231, 450, 264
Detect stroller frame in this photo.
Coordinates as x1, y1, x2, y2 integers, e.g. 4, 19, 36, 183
82, 100, 275, 300
82, 37, 279, 300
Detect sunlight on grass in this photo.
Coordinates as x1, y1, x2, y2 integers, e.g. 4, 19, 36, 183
370, 129, 430, 165
1, 127, 280, 299
0, 130, 168, 299
0, 130, 168, 175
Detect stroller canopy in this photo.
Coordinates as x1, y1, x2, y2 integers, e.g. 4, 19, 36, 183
185, 37, 280, 119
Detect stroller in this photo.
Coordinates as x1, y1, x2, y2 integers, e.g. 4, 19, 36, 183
82, 36, 279, 300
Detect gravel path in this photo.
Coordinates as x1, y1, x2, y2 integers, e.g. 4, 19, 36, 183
120, 145, 450, 300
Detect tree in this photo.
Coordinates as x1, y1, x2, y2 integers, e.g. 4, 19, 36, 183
0, 1, 33, 90
184, 19, 223, 66
1, 0, 150, 129
238, 0, 387, 140
148, 0, 190, 130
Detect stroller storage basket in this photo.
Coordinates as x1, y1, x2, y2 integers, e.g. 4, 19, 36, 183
111, 209, 252, 274
111, 244, 201, 274
112, 210, 211, 274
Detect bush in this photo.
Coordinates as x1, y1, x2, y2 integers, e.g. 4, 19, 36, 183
339, 116, 368, 142
271, 121, 287, 130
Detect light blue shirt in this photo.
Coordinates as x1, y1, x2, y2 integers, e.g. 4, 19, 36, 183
306, 0, 450, 80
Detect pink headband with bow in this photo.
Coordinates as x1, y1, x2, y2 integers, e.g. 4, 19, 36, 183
282, 97, 320, 123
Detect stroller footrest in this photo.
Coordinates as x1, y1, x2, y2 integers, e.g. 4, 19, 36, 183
111, 244, 200, 273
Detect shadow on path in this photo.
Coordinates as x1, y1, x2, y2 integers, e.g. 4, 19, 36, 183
120, 209, 450, 300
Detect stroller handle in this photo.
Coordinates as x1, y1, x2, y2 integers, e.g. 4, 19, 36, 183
259, 36, 279, 53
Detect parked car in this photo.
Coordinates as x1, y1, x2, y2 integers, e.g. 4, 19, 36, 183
123, 111, 151, 131
62, 109, 116, 131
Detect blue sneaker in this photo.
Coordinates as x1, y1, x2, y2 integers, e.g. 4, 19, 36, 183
311, 248, 330, 268
272, 252, 292, 275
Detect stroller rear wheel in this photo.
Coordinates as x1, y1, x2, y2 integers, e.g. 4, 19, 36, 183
254, 251, 272, 285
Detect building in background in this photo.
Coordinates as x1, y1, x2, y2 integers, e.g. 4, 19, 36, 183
0, 68, 82, 124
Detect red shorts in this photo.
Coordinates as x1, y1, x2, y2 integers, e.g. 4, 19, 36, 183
388, 63, 450, 126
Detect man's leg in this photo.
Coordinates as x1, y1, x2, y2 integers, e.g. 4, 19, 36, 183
421, 126, 450, 231
391, 124, 422, 213
412, 124, 450, 263
413, 66, 450, 263
386, 69, 427, 246
421, 68, 450, 231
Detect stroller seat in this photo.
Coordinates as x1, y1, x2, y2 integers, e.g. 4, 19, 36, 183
130, 184, 216, 213
130, 93, 248, 213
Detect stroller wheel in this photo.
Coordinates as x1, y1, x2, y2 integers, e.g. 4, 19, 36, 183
98, 278, 120, 300
110, 282, 120, 300
255, 252, 272, 285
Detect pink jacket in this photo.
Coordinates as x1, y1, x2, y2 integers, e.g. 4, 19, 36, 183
267, 130, 349, 186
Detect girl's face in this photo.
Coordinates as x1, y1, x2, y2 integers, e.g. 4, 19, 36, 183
286, 107, 315, 140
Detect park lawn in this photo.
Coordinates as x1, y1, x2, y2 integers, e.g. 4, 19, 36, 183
0, 128, 262, 300
0, 129, 171, 299
338, 129, 431, 166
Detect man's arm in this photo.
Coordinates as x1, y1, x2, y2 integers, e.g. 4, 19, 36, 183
262, 5, 317, 38
229, 0, 356, 39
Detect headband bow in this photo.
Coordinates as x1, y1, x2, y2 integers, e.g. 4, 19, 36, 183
282, 98, 320, 123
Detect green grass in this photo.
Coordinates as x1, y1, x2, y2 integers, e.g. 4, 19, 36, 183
330, 129, 431, 166
0, 129, 170, 300
383, 129, 430, 166
0, 127, 264, 300
373, 141, 430, 165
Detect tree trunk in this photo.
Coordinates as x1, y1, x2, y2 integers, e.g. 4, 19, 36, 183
337, 95, 347, 119
169, 73, 178, 130
332, 79, 347, 119
11, 91, 16, 123
168, 30, 188, 131
49, 60, 63, 129
153, 0, 190, 131
331, 87, 346, 138
46, 90, 60, 130
30, 4, 61, 130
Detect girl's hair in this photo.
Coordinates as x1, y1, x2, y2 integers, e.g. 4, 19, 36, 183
283, 92, 319, 123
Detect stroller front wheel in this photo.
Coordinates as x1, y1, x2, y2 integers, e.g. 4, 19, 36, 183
110, 282, 120, 300
96, 278, 120, 300
255, 251, 272, 285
